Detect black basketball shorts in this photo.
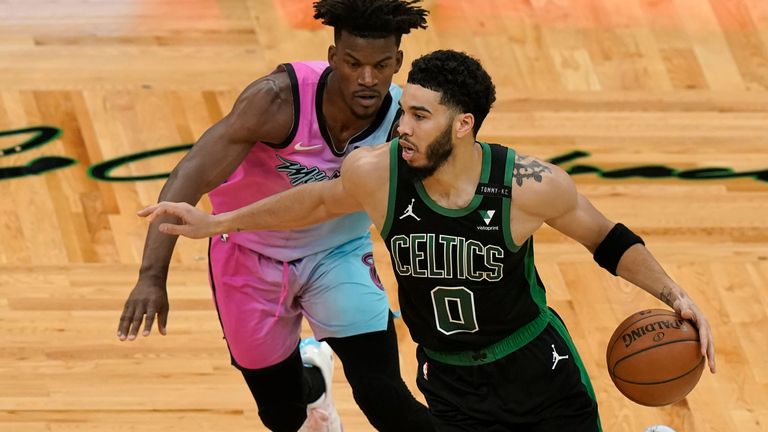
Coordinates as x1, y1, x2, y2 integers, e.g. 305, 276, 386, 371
416, 315, 602, 432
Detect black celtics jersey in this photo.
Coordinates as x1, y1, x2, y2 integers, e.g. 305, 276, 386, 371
381, 139, 549, 352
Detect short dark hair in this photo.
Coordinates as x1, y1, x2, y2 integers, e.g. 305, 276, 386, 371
407, 50, 496, 135
313, 0, 428, 45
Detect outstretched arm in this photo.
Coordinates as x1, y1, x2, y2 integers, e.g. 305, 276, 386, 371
137, 142, 389, 238
520, 160, 716, 373
138, 175, 364, 238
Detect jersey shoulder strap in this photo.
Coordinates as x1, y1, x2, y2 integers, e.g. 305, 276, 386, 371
478, 143, 521, 252
381, 138, 402, 238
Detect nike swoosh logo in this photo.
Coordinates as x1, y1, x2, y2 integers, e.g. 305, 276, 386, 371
294, 141, 323, 151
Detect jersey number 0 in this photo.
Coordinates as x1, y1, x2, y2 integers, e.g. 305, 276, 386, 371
430, 286, 479, 335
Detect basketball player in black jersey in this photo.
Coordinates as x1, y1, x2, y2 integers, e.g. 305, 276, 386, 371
139, 50, 717, 431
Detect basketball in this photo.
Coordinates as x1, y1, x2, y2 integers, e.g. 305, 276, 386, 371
606, 309, 705, 406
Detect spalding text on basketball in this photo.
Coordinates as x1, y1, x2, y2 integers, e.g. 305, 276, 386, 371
622, 319, 686, 348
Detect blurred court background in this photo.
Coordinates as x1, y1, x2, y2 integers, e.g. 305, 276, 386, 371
1, 0, 767, 430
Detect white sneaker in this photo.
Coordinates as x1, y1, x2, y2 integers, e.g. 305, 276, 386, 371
644, 426, 676, 432
297, 338, 342, 432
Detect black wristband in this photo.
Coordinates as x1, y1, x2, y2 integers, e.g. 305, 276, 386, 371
593, 223, 644, 276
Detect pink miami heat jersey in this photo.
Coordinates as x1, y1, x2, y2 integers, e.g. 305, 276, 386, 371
208, 61, 402, 261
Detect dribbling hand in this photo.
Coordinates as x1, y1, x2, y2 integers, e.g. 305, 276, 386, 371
671, 294, 716, 373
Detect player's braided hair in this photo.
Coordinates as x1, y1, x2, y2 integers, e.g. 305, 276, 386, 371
313, 0, 428, 44
407, 50, 496, 135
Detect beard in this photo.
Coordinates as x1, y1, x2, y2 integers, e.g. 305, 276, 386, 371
401, 125, 454, 181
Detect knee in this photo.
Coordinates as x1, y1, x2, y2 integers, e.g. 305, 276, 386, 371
242, 365, 307, 432
352, 376, 400, 423
238, 349, 307, 432
258, 405, 306, 432
348, 375, 427, 430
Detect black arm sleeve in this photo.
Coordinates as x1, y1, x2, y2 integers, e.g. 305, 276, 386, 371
593, 223, 645, 276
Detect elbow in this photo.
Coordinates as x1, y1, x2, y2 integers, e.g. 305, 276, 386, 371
587, 222, 616, 254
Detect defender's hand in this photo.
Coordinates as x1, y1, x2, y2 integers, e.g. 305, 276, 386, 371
117, 281, 169, 341
138, 201, 219, 239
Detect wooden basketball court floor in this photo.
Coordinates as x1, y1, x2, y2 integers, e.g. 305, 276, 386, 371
1, 0, 767, 430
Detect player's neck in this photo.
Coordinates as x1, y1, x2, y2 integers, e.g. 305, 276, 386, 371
421, 140, 483, 209
322, 73, 376, 147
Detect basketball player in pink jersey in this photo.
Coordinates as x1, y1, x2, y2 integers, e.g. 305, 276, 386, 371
116, 1, 434, 431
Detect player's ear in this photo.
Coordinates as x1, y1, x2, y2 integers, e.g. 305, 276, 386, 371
455, 113, 475, 139
394, 50, 404, 73
328, 45, 337, 66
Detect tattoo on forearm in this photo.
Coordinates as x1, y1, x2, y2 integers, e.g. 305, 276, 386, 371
513, 158, 551, 186
659, 288, 674, 306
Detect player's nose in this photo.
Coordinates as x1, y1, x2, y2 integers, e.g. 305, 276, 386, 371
358, 66, 377, 87
397, 117, 411, 137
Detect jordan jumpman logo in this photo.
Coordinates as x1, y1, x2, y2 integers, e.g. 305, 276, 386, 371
399, 198, 421, 221
551, 344, 569, 370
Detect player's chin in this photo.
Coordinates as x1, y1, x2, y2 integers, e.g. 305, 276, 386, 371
404, 156, 425, 167
350, 107, 377, 120
351, 99, 381, 116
